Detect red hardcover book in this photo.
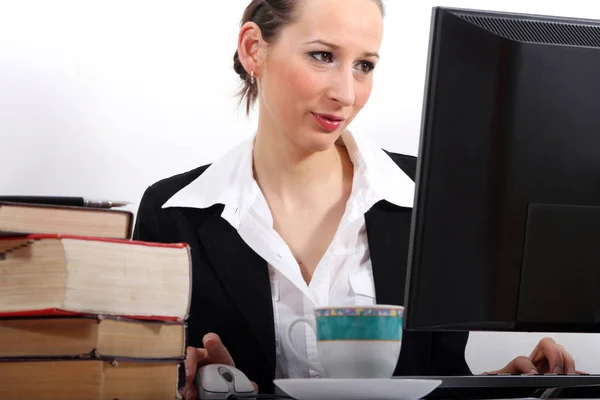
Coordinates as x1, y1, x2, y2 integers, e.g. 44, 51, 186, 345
0, 235, 191, 321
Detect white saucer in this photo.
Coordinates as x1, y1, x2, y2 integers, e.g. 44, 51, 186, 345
273, 378, 442, 400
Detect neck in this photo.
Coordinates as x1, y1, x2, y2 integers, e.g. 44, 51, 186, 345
253, 117, 352, 203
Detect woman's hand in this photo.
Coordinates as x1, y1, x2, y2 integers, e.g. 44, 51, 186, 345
487, 337, 581, 375
180, 332, 259, 400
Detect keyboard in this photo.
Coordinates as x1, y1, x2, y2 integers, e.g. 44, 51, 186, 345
397, 374, 600, 399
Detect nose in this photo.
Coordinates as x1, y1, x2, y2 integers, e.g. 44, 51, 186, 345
327, 66, 355, 107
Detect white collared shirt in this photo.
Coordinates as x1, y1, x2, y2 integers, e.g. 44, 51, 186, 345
163, 131, 415, 379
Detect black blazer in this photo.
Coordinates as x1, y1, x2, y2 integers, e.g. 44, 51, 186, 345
132, 151, 471, 393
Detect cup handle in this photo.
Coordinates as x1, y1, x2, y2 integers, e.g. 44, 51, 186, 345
285, 318, 325, 376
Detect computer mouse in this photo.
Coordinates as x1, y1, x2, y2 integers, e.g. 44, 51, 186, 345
195, 363, 256, 399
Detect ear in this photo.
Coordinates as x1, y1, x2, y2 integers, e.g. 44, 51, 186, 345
237, 22, 264, 78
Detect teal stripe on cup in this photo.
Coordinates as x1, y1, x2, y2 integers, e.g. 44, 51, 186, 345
316, 315, 403, 341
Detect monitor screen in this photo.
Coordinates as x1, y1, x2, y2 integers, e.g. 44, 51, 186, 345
404, 7, 600, 333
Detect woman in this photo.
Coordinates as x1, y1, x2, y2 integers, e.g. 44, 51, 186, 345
132, 0, 577, 398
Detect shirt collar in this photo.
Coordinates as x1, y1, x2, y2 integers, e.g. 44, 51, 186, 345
161, 136, 259, 228
161, 131, 415, 226
340, 130, 415, 209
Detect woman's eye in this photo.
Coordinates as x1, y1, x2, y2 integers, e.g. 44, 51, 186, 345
309, 52, 334, 63
355, 61, 375, 74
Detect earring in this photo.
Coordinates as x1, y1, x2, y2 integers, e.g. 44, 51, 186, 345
250, 71, 255, 85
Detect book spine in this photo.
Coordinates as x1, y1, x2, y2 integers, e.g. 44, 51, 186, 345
0, 356, 184, 363
0, 309, 183, 322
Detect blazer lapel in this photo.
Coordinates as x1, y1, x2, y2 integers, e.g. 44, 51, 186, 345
365, 201, 414, 307
196, 212, 276, 372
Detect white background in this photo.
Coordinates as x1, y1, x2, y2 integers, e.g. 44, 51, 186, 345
1, 0, 599, 373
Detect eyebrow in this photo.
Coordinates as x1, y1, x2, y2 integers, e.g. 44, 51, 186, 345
304, 39, 380, 59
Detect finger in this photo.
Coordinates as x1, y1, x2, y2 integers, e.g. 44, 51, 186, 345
251, 381, 259, 393
203, 332, 235, 367
528, 339, 543, 359
529, 341, 548, 372
184, 346, 199, 386
181, 346, 210, 400
180, 384, 198, 400
510, 356, 538, 374
489, 356, 537, 374
531, 337, 564, 374
558, 344, 576, 374
195, 347, 210, 367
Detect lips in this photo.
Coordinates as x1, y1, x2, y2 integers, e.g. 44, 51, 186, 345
312, 113, 345, 132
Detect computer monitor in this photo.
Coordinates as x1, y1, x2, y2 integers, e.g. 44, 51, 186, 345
404, 7, 600, 333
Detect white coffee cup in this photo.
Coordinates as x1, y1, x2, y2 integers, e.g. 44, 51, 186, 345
285, 305, 404, 378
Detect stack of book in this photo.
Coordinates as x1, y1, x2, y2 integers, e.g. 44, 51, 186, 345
0, 200, 191, 399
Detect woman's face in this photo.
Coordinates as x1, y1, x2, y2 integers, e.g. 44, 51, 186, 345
258, 0, 383, 153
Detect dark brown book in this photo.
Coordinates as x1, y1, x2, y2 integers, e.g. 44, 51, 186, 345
0, 315, 185, 360
0, 359, 179, 399
0, 201, 133, 239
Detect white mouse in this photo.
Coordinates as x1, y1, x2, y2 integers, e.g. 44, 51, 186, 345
195, 363, 256, 399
